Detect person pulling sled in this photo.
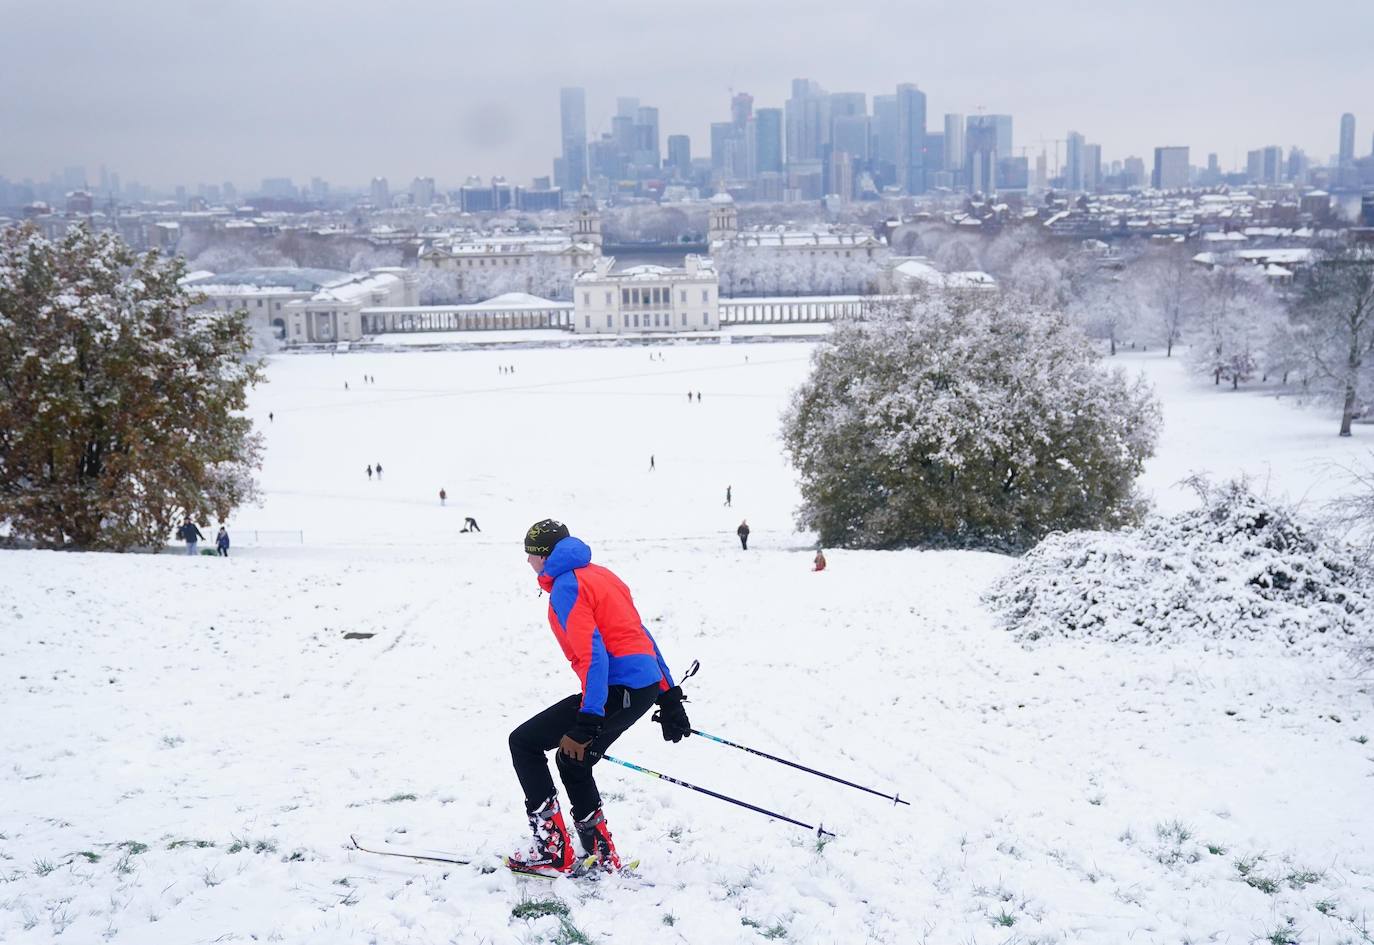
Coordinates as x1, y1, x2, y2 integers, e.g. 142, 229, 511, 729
507, 519, 692, 874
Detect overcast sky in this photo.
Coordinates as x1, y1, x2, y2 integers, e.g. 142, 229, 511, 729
2, 0, 1371, 191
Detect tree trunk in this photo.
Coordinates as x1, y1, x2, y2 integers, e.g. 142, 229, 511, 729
1341, 381, 1356, 436
1166, 335, 1174, 357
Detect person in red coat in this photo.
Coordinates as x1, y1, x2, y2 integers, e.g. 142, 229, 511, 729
507, 519, 692, 874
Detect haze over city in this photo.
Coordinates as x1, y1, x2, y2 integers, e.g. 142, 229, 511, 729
3, 0, 1372, 188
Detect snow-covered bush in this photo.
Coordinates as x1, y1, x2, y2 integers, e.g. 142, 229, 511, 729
987, 479, 1374, 663
780, 296, 1161, 552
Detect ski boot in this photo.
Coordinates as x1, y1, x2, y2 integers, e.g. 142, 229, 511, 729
573, 807, 623, 872
507, 796, 575, 873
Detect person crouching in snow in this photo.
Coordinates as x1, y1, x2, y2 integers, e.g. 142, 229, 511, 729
812, 548, 826, 572
507, 518, 692, 873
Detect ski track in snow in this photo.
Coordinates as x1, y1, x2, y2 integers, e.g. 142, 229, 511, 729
2, 344, 1373, 944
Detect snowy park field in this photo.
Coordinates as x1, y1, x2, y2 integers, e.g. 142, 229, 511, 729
3, 342, 1373, 944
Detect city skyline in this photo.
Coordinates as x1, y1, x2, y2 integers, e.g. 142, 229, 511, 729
2, 0, 1372, 190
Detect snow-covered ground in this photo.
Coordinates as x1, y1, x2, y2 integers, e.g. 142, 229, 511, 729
3, 343, 1372, 944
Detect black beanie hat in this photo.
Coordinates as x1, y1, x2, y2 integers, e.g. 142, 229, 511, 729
524, 519, 570, 556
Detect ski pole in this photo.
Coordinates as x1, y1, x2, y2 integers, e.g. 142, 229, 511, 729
594, 752, 836, 838
665, 659, 908, 807
686, 729, 910, 807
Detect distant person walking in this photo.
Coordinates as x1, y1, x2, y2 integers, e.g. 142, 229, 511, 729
345, 381, 349, 390
367, 464, 373, 480
463, 516, 482, 533
216, 526, 231, 557
375, 463, 383, 480
724, 485, 732, 507
736, 519, 750, 550
268, 412, 274, 423
812, 548, 827, 572
440, 488, 447, 506
649, 454, 656, 471
178, 519, 205, 556
695, 391, 701, 403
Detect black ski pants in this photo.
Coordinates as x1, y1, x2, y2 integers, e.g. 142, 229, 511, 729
509, 683, 659, 820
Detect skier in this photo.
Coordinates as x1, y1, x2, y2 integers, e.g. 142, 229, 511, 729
178, 518, 205, 556
724, 485, 732, 507
464, 516, 481, 532
366, 464, 373, 480
216, 526, 231, 558
507, 519, 692, 874
439, 488, 447, 506
812, 548, 827, 572
737, 519, 750, 550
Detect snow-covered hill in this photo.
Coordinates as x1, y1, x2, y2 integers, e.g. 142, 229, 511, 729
2, 343, 1371, 944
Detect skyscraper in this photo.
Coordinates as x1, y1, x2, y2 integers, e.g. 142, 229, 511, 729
895, 83, 927, 195
965, 116, 999, 193
755, 108, 784, 175
1340, 113, 1356, 165
1152, 147, 1189, 190
370, 177, 390, 208
991, 116, 1013, 158
666, 135, 691, 178
634, 106, 660, 169
1083, 144, 1102, 192
559, 87, 587, 191
731, 93, 753, 129
943, 114, 964, 173
873, 94, 898, 187
785, 78, 826, 164
1065, 131, 1085, 191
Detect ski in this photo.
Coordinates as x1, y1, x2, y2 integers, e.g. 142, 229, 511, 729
504, 854, 647, 884
349, 835, 477, 868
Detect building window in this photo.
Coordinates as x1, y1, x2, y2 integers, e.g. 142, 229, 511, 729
256, 299, 263, 308
702, 289, 710, 303
605, 291, 612, 305
680, 290, 687, 303
583, 292, 590, 305
633, 314, 640, 327
681, 313, 687, 326
622, 289, 630, 305
703, 312, 709, 325
585, 315, 591, 328
651, 287, 660, 305
606, 314, 613, 328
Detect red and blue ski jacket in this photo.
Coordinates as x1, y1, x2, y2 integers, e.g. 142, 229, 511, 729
536, 536, 675, 716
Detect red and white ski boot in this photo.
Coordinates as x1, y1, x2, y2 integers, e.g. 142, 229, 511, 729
573, 807, 623, 872
506, 796, 575, 874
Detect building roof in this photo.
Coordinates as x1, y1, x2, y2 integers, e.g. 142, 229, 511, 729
182, 267, 351, 292
312, 270, 405, 304
424, 234, 595, 256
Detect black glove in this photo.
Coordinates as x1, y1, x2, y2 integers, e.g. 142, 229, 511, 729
654, 686, 692, 743
564, 711, 603, 747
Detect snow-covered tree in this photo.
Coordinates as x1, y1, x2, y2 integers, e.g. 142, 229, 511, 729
1070, 273, 1138, 355
780, 296, 1161, 552
1133, 246, 1200, 357
1289, 247, 1374, 436
0, 224, 264, 550
1187, 261, 1282, 389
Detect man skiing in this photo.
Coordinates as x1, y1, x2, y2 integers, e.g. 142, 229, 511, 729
507, 519, 692, 874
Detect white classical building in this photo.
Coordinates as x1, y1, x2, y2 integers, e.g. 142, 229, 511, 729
182, 267, 354, 346
572, 256, 719, 334
282, 268, 418, 344
706, 189, 886, 262
416, 192, 603, 298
